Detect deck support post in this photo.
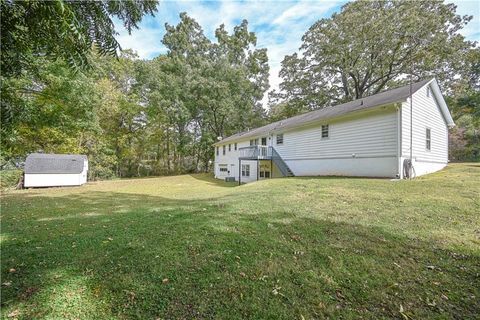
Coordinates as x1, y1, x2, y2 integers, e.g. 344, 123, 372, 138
257, 160, 259, 181
271, 159, 273, 179
238, 159, 241, 185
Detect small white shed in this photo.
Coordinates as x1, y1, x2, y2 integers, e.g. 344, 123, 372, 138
24, 153, 88, 188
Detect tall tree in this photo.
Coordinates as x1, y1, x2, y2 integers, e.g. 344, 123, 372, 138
137, 13, 270, 173
272, 0, 475, 114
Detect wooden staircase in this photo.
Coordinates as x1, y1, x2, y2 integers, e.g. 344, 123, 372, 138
238, 145, 294, 177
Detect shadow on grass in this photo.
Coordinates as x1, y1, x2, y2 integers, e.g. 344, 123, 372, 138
1, 190, 479, 319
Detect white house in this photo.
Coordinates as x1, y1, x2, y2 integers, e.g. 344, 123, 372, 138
24, 153, 88, 188
213, 78, 454, 183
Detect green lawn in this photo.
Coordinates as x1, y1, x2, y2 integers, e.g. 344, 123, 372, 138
1, 163, 479, 319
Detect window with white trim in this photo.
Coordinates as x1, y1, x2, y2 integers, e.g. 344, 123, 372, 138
276, 134, 283, 145
222, 145, 226, 155
259, 170, 270, 178
219, 165, 228, 172
228, 144, 231, 151
216, 146, 219, 156
427, 87, 431, 97
241, 164, 250, 177
426, 128, 431, 151
321, 125, 329, 138
234, 143, 237, 151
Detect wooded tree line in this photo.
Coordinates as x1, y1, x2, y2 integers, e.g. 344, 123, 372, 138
1, 1, 478, 181
1, 7, 269, 179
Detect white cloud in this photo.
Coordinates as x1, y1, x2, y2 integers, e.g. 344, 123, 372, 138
116, 27, 165, 58
273, 1, 340, 25
451, 0, 480, 42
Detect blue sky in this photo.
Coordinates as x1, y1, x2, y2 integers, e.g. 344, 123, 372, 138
115, 0, 480, 104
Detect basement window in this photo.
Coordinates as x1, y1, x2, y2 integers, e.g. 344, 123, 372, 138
322, 125, 329, 138
276, 134, 283, 145
241, 164, 250, 177
426, 128, 431, 151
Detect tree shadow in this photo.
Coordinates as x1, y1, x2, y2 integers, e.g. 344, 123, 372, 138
1, 190, 479, 319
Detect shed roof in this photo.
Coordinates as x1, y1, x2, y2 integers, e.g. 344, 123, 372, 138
215, 78, 435, 145
25, 153, 87, 174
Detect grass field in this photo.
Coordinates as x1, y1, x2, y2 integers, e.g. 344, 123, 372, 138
1, 163, 479, 319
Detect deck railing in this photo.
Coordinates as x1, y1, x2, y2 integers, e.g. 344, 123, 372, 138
238, 145, 272, 159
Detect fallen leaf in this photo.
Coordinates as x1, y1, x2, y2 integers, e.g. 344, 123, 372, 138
2, 281, 12, 287
239, 272, 246, 278
162, 278, 169, 284
9, 268, 16, 273
7, 309, 20, 318
426, 298, 436, 306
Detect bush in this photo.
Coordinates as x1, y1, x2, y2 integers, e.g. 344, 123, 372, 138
0, 170, 22, 190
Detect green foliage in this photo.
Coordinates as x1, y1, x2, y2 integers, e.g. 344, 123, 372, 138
447, 48, 480, 161
271, 0, 476, 115
0, 169, 22, 190
0, 0, 157, 76
448, 91, 480, 161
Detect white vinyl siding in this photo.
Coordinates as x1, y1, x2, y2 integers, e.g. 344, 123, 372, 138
24, 173, 86, 187
274, 107, 398, 160
401, 84, 448, 164
214, 139, 252, 180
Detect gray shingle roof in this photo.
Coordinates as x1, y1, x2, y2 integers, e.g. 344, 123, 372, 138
25, 153, 87, 174
215, 78, 433, 145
